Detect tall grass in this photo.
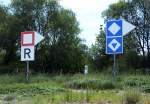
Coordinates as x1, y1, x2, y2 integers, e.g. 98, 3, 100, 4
144, 97, 150, 104
123, 89, 142, 104
0, 73, 149, 103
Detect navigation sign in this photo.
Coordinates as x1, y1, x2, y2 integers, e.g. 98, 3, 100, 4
21, 31, 44, 61
34, 32, 44, 45
122, 19, 136, 36
21, 32, 35, 61
106, 20, 123, 54
21, 31, 44, 82
106, 37, 123, 54
106, 19, 135, 54
106, 19, 122, 36
21, 46, 34, 61
105, 19, 136, 82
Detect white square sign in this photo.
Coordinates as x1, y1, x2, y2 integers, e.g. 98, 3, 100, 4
21, 46, 34, 61
23, 34, 33, 44
21, 32, 35, 61
21, 31, 44, 61
21, 32, 34, 46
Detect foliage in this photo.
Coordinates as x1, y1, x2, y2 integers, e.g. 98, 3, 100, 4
124, 76, 147, 87
0, 5, 20, 64
144, 98, 150, 104
0, 73, 149, 103
0, 0, 87, 73
90, 29, 112, 71
66, 77, 116, 90
123, 89, 141, 104
91, 0, 150, 71
102, 0, 150, 69
102, 1, 129, 20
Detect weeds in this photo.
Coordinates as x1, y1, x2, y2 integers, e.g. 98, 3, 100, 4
0, 73, 149, 104
123, 89, 141, 104
144, 98, 150, 104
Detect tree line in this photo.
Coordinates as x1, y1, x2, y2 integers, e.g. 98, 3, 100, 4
0, 0, 150, 74
0, 0, 87, 74
90, 0, 150, 73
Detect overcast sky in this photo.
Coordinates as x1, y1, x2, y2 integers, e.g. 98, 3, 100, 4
0, 0, 119, 46
60, 0, 119, 46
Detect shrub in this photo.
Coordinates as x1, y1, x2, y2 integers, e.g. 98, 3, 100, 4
0, 66, 15, 74
123, 89, 141, 104
0, 83, 65, 95
142, 85, 150, 93
64, 91, 73, 102
3, 94, 16, 101
124, 76, 148, 87
101, 80, 115, 89
66, 79, 115, 90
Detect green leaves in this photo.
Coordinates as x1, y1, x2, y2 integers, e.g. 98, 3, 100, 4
0, 0, 87, 73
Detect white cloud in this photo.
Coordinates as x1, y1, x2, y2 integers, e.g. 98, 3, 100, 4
60, 0, 119, 46
0, 0, 11, 5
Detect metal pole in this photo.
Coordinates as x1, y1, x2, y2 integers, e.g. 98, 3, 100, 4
26, 61, 29, 82
113, 54, 116, 82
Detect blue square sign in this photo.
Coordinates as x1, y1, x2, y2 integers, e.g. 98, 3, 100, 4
106, 20, 122, 37
106, 37, 123, 54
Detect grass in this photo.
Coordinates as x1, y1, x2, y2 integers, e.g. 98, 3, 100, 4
66, 79, 116, 90
144, 97, 150, 104
123, 89, 142, 104
0, 73, 149, 103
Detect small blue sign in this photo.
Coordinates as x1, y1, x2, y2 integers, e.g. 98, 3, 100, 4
106, 20, 122, 37
106, 19, 124, 54
106, 37, 123, 54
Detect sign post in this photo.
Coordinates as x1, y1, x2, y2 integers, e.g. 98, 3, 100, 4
21, 31, 44, 82
106, 19, 135, 81
26, 61, 29, 82
113, 54, 116, 81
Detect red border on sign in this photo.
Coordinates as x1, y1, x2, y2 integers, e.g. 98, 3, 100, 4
21, 31, 34, 46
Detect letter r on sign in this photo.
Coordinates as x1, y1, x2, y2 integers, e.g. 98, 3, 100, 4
21, 46, 34, 61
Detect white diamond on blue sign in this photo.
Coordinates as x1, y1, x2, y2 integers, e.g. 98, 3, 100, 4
106, 37, 123, 54
106, 19, 135, 54
106, 20, 122, 37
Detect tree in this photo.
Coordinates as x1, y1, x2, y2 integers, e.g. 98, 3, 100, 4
102, 0, 150, 70
0, 5, 21, 65
90, 28, 112, 71
0, 0, 87, 73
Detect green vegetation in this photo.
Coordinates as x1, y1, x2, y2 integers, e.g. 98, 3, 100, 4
0, 0, 150, 103
66, 79, 116, 90
0, 73, 149, 104
123, 89, 142, 104
91, 0, 150, 72
0, 0, 87, 74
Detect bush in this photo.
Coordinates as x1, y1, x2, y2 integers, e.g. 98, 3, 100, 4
0, 66, 15, 74
123, 89, 141, 104
142, 85, 150, 93
3, 94, 16, 101
0, 83, 65, 95
124, 76, 148, 87
66, 79, 115, 90
101, 80, 115, 89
